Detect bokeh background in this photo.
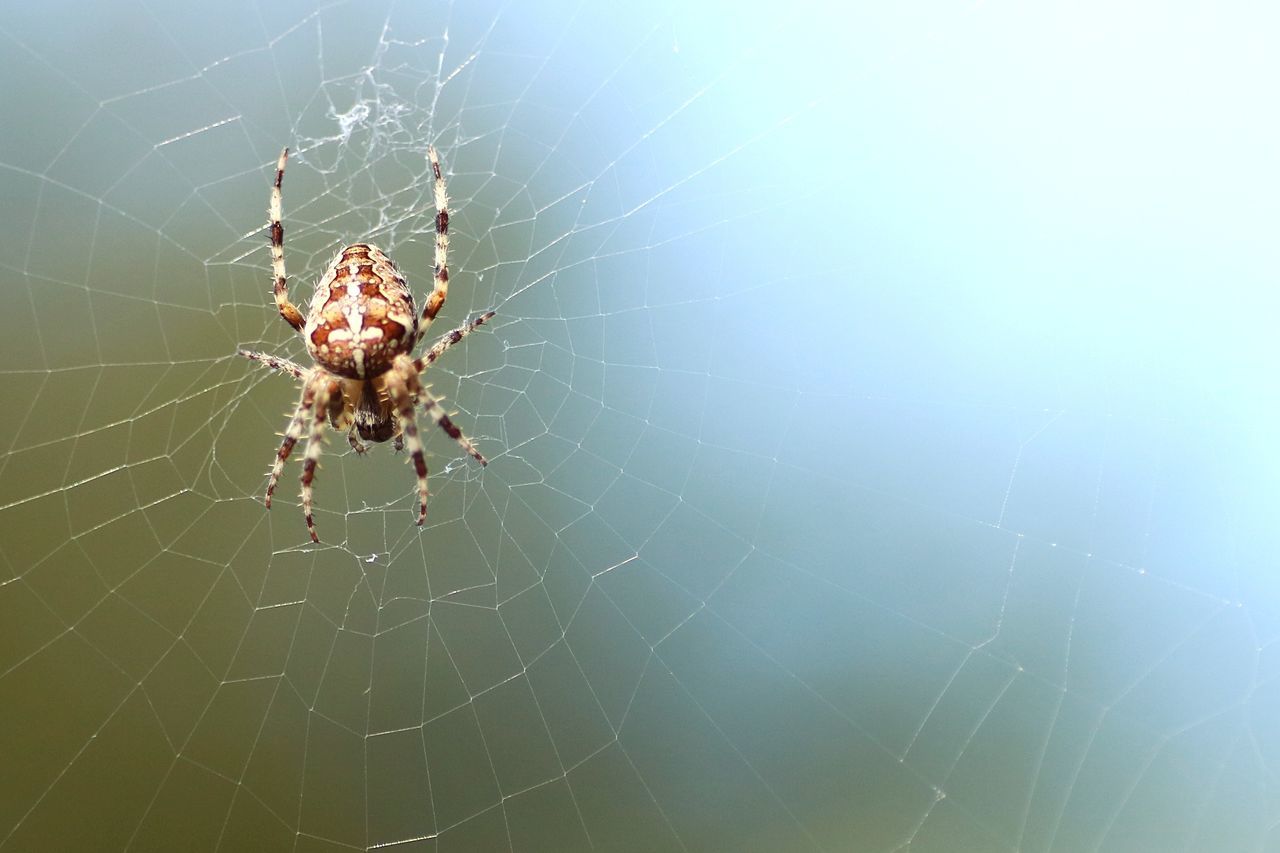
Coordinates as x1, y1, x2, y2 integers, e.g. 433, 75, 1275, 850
2, 1, 1278, 851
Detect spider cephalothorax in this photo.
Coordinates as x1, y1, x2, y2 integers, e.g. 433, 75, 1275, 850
239, 146, 492, 542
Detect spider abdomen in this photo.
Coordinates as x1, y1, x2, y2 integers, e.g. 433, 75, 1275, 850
303, 243, 419, 379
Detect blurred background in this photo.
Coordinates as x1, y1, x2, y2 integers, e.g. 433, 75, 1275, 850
1, 0, 1278, 850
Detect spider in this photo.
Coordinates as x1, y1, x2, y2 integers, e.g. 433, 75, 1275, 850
239, 145, 492, 542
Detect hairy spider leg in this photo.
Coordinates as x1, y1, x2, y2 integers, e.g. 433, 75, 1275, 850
416, 145, 450, 345
397, 353, 487, 467
385, 357, 430, 524
299, 379, 335, 542
239, 349, 307, 381
269, 148, 304, 331
265, 371, 321, 508
413, 311, 496, 373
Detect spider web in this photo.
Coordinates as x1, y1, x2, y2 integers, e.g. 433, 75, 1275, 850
2, 0, 1279, 850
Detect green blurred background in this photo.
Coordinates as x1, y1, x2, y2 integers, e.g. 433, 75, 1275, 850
2, 1, 1278, 850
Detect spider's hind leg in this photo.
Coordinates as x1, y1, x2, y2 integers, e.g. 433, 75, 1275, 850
269, 147, 305, 332
415, 145, 451, 347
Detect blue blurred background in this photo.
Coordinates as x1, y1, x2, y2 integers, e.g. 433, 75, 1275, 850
1, 1, 1277, 850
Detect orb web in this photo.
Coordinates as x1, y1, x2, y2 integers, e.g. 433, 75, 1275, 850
1, 2, 1278, 851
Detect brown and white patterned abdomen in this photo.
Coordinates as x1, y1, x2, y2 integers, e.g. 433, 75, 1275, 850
303, 244, 419, 379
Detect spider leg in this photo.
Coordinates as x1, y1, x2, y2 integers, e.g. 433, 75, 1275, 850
300, 379, 336, 542
269, 147, 304, 331
265, 371, 320, 509
347, 431, 368, 454
415, 145, 450, 346
385, 364, 429, 525
394, 354, 487, 467
238, 348, 308, 381
324, 392, 359, 451
419, 389, 488, 466
413, 311, 495, 373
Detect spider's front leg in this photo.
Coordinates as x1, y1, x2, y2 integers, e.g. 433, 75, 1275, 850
299, 379, 336, 542
417, 389, 487, 467
385, 358, 430, 525
265, 372, 321, 509
401, 357, 486, 468
347, 432, 369, 455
